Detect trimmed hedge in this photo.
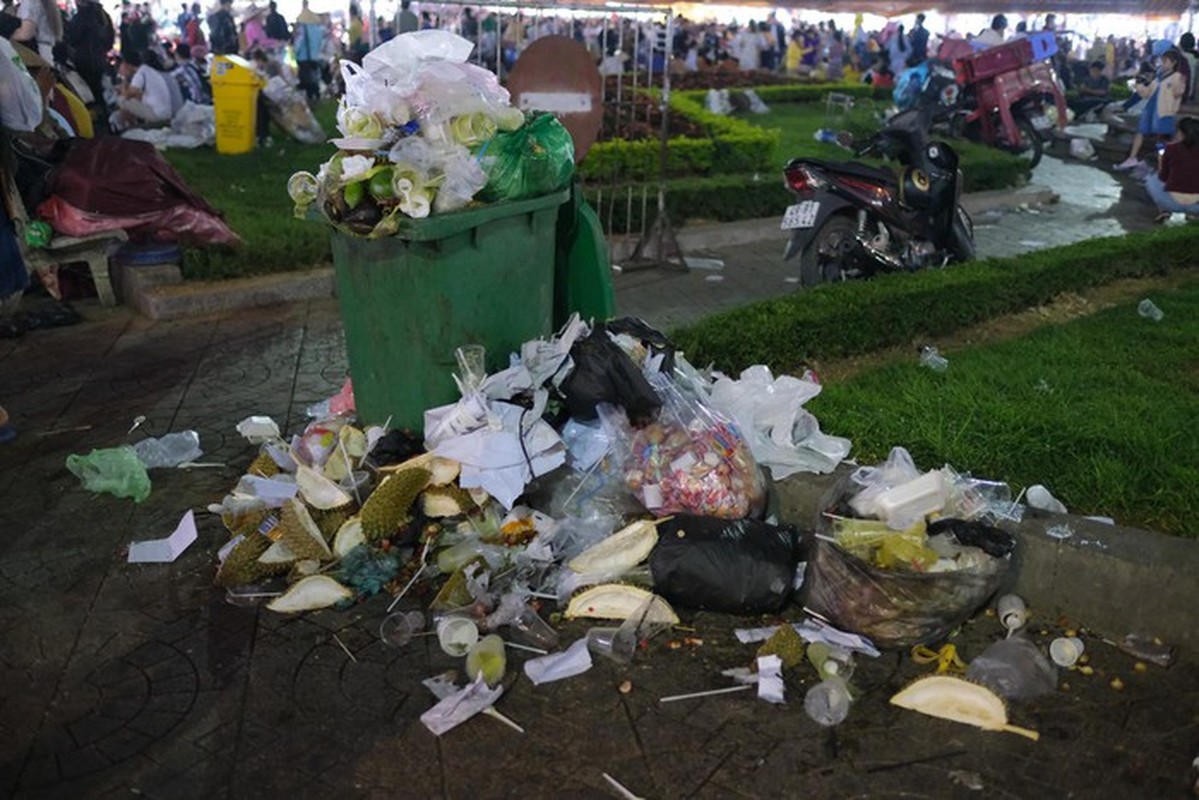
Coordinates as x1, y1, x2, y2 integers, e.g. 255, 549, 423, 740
579, 91, 778, 183
670, 225, 1199, 373
679, 83, 892, 105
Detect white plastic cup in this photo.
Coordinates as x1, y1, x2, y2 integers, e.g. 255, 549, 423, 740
996, 594, 1028, 631
1049, 636, 1085, 668
436, 616, 480, 657
804, 679, 851, 727
380, 610, 426, 648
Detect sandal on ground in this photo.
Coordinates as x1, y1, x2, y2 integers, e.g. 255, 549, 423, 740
1154, 211, 1172, 224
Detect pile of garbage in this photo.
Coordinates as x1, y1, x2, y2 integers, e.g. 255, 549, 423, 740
288, 31, 574, 236
63, 311, 1179, 739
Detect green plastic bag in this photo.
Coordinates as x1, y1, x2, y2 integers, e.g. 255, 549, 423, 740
480, 113, 575, 202
66, 446, 152, 503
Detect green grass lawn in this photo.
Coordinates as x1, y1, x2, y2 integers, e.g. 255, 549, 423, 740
808, 281, 1199, 537
166, 101, 336, 280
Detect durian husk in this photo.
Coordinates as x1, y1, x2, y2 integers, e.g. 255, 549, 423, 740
421, 484, 477, 519
222, 507, 269, 539
332, 516, 366, 559
568, 519, 660, 576
889, 675, 1040, 740
360, 467, 431, 541
564, 584, 679, 625
215, 533, 273, 587
288, 559, 322, 581
311, 503, 354, 542
266, 575, 353, 613
756, 623, 806, 670
277, 498, 333, 561
296, 463, 354, 510
246, 451, 280, 478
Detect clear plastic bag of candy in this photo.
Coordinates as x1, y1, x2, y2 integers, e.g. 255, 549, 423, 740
598, 372, 766, 519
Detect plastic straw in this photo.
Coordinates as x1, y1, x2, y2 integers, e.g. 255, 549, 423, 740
386, 538, 433, 612
602, 772, 644, 800
503, 641, 548, 655
658, 685, 753, 704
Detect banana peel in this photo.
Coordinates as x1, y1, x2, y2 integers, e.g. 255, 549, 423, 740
567, 519, 660, 576
564, 584, 679, 625
889, 675, 1039, 740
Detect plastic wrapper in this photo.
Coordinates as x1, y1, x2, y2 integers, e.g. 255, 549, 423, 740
966, 636, 1057, 700
479, 113, 575, 203
66, 446, 152, 503
650, 515, 807, 614
599, 373, 766, 520
804, 475, 1014, 649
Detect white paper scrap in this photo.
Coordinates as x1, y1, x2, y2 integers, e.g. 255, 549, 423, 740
420, 673, 504, 736
756, 655, 785, 704
128, 510, 198, 563
524, 637, 592, 686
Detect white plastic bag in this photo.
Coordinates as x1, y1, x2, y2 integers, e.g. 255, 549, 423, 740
707, 366, 851, 479
1069, 138, 1096, 160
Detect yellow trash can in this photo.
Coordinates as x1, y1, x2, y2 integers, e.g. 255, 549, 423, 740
210, 55, 265, 154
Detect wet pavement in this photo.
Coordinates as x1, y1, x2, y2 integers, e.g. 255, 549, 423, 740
616, 155, 1163, 330
1, 157, 1196, 798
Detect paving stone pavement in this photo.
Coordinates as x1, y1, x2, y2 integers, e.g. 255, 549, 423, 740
1, 181, 1196, 798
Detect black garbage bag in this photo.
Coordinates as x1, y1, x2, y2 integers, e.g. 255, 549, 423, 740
605, 317, 677, 374
650, 515, 809, 614
559, 327, 660, 426
928, 518, 1017, 559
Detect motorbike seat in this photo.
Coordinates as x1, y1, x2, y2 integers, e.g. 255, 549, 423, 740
807, 159, 898, 186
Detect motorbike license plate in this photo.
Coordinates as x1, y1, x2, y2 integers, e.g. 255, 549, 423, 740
1030, 114, 1052, 131
781, 201, 820, 230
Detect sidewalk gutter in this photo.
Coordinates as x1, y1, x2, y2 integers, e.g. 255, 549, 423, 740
775, 467, 1199, 654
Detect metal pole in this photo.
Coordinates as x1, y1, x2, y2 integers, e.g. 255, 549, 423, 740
646, 16, 655, 125
631, 22, 640, 139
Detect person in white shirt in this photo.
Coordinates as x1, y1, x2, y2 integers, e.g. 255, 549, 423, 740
110, 49, 174, 131
975, 15, 1008, 48
0, 37, 44, 130
13, 0, 62, 62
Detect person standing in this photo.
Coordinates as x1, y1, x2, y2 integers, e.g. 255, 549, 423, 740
347, 3, 367, 62
294, 0, 325, 102
12, 0, 62, 62
183, 2, 205, 51
207, 0, 239, 55
908, 13, 929, 64
886, 23, 908, 74
264, 1, 289, 43
393, 0, 417, 35
65, 0, 114, 106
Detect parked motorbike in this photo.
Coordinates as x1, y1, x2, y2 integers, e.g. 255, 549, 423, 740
781, 107, 975, 288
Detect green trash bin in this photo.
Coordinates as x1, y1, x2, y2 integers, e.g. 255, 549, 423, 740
331, 188, 570, 429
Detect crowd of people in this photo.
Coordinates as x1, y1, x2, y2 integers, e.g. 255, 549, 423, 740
2, 3, 1198, 221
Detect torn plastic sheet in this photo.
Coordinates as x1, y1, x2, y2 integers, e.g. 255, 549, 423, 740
756, 655, 785, 704
426, 397, 566, 509
706, 365, 851, 479
734, 618, 881, 658
420, 673, 504, 736
236, 416, 282, 444
523, 637, 593, 685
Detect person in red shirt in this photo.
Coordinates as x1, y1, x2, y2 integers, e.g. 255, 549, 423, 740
1145, 116, 1199, 221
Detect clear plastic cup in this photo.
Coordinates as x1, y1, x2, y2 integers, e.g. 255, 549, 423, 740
804, 678, 851, 727
586, 626, 637, 664
436, 616, 480, 657
507, 606, 559, 651
1049, 636, 1085, 668
379, 610, 426, 648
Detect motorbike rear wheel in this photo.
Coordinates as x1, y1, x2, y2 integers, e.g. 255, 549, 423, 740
798, 214, 856, 287
1014, 118, 1044, 169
